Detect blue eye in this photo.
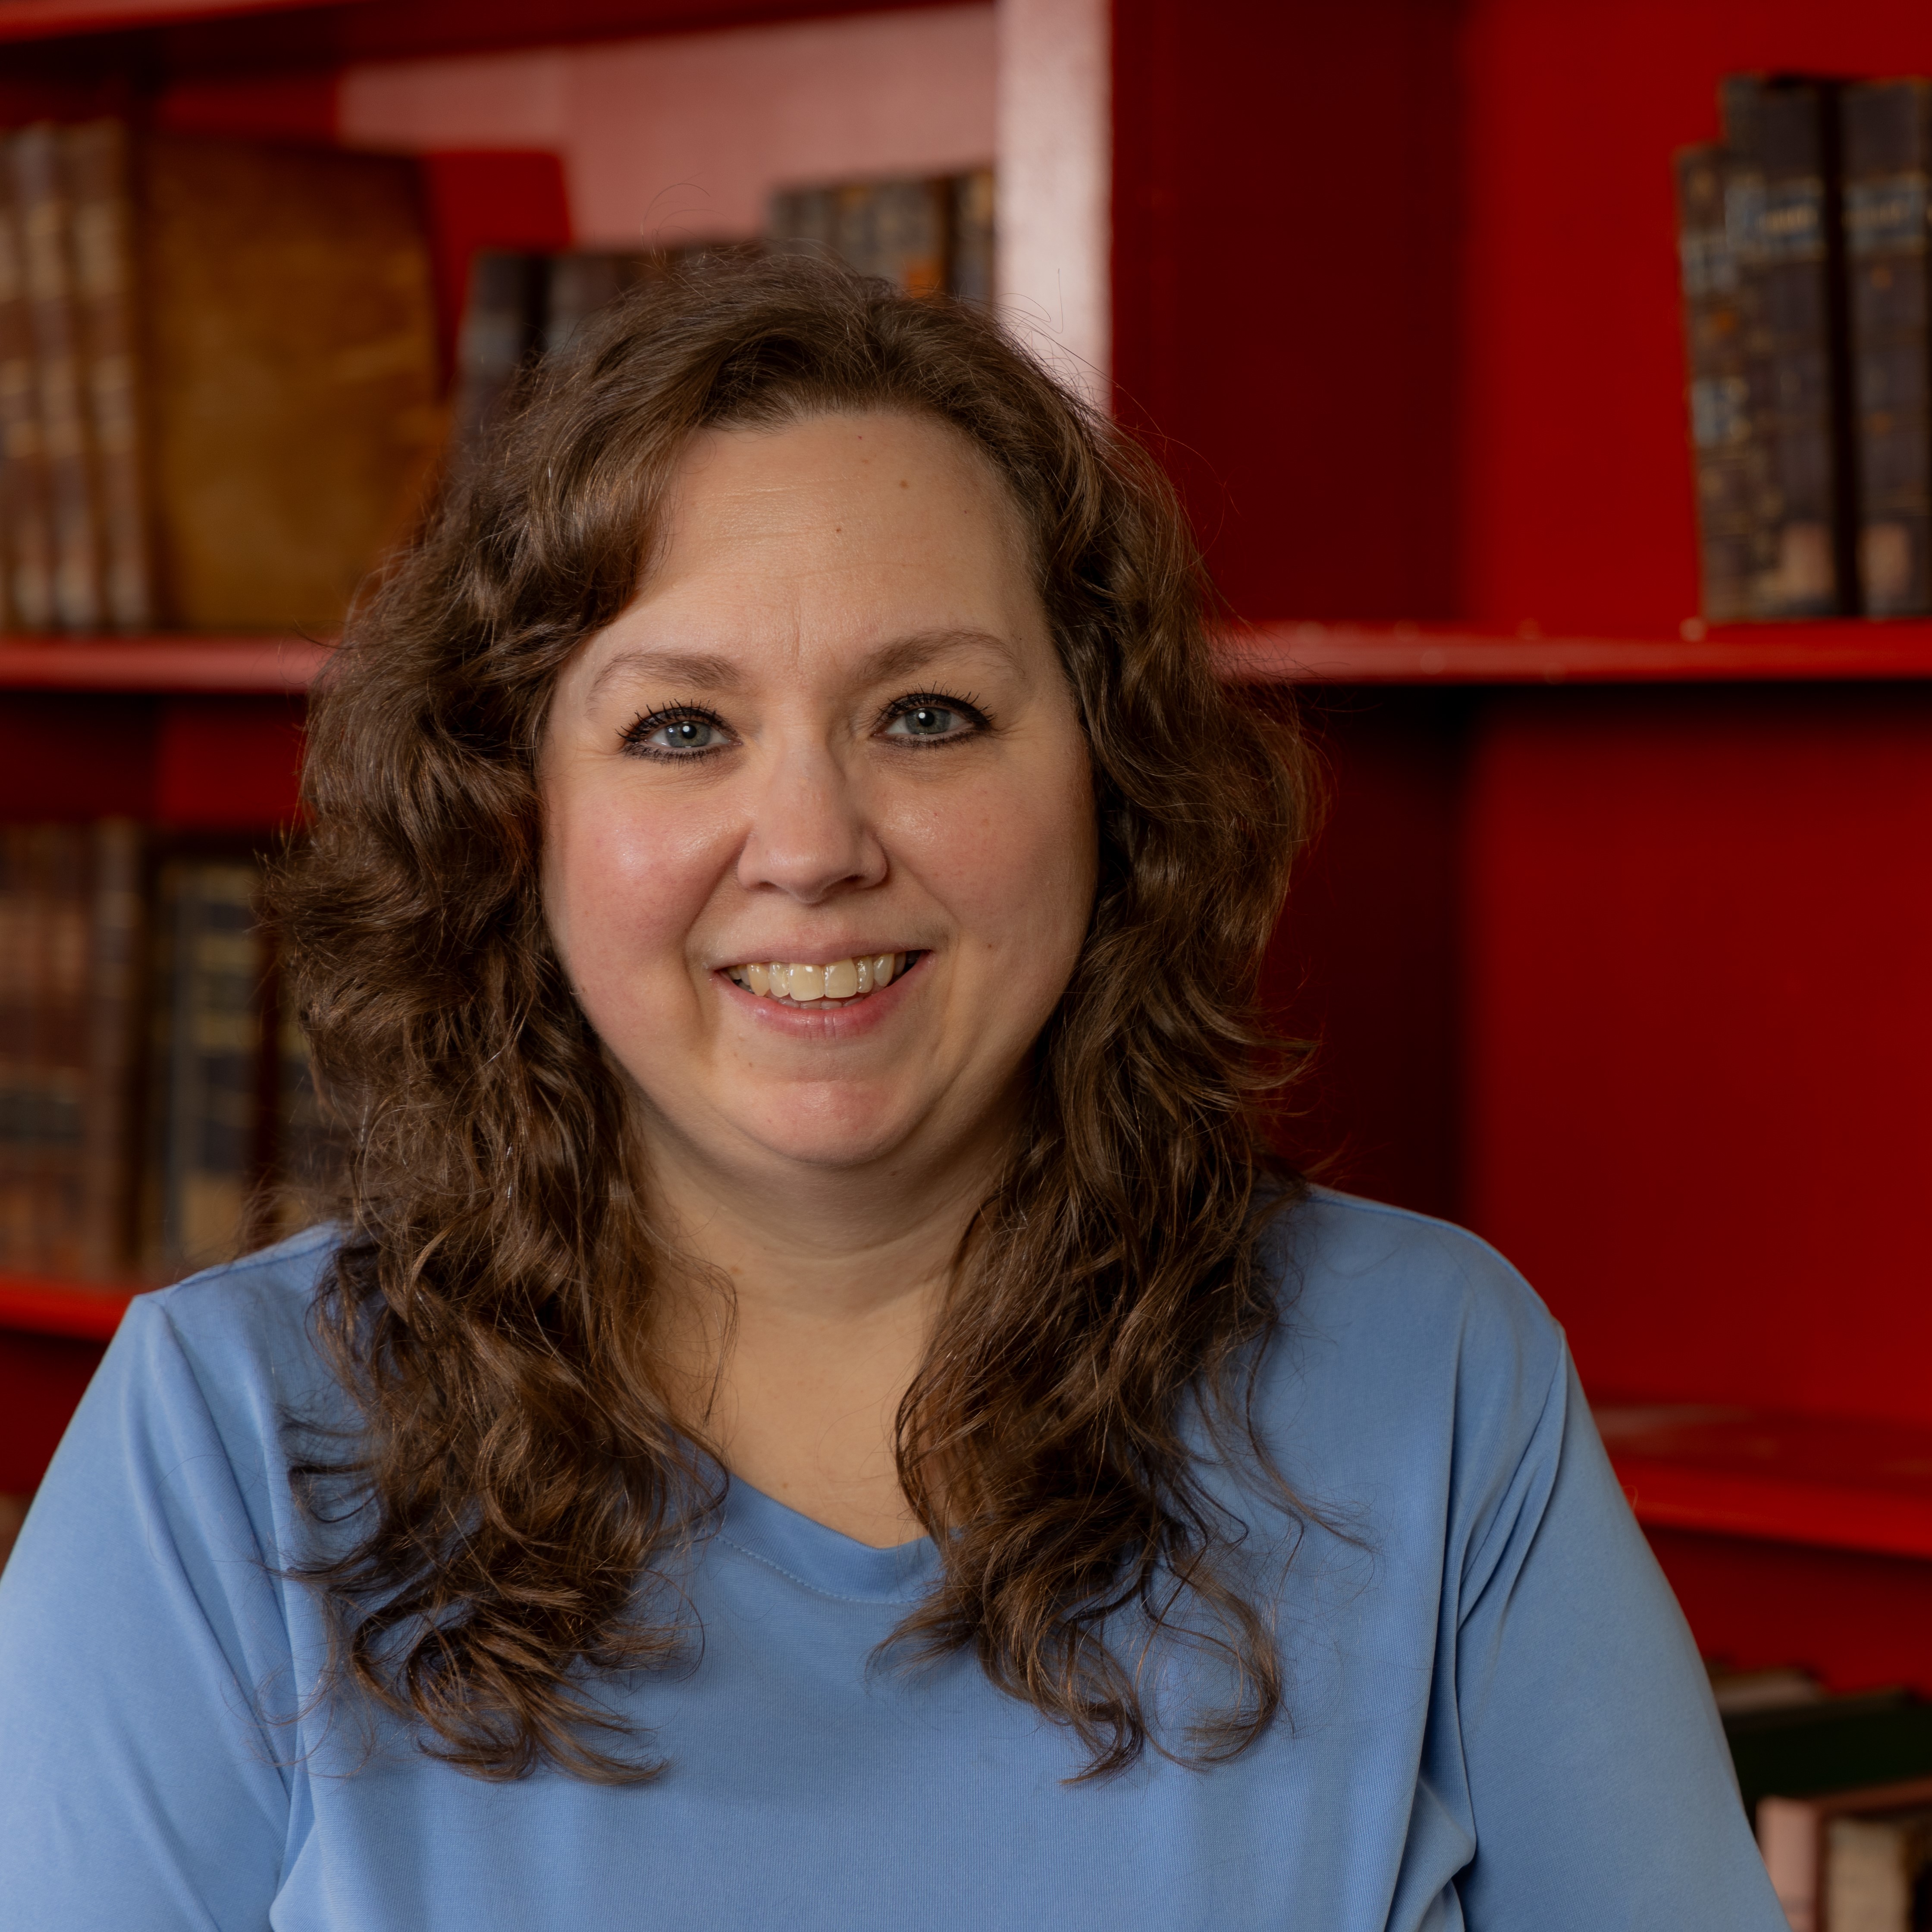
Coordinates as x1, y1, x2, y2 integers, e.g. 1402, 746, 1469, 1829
623, 709, 728, 758
890, 706, 958, 737
881, 694, 986, 743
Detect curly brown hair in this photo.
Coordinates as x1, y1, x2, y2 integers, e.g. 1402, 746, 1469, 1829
268, 251, 1314, 1785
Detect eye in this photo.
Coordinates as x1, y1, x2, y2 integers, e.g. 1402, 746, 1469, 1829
879, 693, 988, 744
622, 707, 732, 759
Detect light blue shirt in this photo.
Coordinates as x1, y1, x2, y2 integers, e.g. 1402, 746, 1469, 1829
0, 1191, 1785, 1929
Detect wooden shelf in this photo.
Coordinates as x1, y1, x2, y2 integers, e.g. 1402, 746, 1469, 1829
0, 1276, 142, 1344
1223, 621, 1932, 685
12, 623, 1932, 697
0, 636, 329, 693
1596, 1404, 1932, 1563
0, 0, 318, 42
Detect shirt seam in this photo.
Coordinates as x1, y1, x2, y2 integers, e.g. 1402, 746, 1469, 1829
714, 1530, 925, 1608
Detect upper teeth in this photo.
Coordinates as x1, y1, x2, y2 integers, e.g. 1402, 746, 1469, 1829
727, 954, 904, 1004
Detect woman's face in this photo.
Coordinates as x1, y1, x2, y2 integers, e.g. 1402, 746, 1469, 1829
540, 409, 1098, 1195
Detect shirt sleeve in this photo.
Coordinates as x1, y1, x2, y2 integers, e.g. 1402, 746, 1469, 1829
1449, 1347, 1787, 1931
0, 1295, 294, 1931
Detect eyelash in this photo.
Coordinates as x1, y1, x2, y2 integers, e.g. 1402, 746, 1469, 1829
619, 690, 993, 761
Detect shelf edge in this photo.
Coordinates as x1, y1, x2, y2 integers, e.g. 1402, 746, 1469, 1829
0, 1276, 142, 1343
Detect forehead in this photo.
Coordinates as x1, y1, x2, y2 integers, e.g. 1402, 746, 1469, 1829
572, 408, 1048, 696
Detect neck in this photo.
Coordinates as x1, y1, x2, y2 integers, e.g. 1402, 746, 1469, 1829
637, 1103, 1015, 1546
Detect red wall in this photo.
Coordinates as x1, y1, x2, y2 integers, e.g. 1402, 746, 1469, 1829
1466, 685, 1932, 1426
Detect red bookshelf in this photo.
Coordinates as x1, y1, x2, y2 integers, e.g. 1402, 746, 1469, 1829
0, 636, 328, 692
3, 0, 1931, 1707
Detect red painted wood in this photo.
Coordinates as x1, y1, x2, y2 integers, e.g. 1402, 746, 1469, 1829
0, 1278, 138, 1343
0, 692, 158, 818
1112, 0, 1461, 626
1646, 1528, 1932, 1699
0, 0, 317, 41
0, 638, 327, 693
1599, 1405, 1932, 1562
1226, 621, 1932, 685
1261, 691, 1465, 1220
154, 695, 306, 826
417, 150, 574, 383
1465, 686, 1932, 1427
0, 1330, 107, 1493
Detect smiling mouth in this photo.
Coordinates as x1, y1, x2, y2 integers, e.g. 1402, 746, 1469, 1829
724, 952, 915, 1007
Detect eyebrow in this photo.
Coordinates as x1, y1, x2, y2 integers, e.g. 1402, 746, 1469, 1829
585, 627, 1023, 705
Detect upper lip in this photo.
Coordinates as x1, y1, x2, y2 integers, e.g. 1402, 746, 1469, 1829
710, 945, 922, 969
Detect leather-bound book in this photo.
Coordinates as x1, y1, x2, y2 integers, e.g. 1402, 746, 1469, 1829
142, 856, 263, 1280
1675, 143, 1760, 621
445, 248, 548, 482
950, 168, 995, 304
1721, 76, 1856, 618
0, 160, 56, 632
64, 122, 151, 633
78, 819, 142, 1280
1842, 78, 1932, 617
9, 125, 104, 632
136, 136, 441, 631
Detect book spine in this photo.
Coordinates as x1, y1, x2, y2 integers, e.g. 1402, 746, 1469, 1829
0, 144, 56, 633
1843, 79, 1932, 616
64, 122, 151, 633
948, 168, 996, 303
78, 819, 141, 1280
29, 825, 90, 1277
1675, 143, 1760, 621
155, 859, 262, 1278
769, 186, 840, 264
0, 828, 28, 1268
10, 125, 104, 632
1724, 77, 1856, 618
1756, 1795, 1820, 1932
449, 249, 550, 473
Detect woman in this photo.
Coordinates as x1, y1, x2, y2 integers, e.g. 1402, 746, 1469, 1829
0, 257, 1782, 1929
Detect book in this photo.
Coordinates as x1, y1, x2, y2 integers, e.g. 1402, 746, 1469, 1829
142, 856, 264, 1279
950, 168, 996, 305
0, 157, 56, 632
1725, 1689, 1932, 1820
78, 820, 141, 1280
448, 242, 762, 472
448, 247, 549, 473
1757, 1775, 1932, 1932
0, 822, 144, 1279
1675, 142, 1762, 621
1720, 76, 1856, 618
64, 121, 151, 633
768, 171, 992, 298
136, 134, 442, 632
9, 125, 104, 632
0, 827, 35, 1267
1842, 79, 1932, 616
0, 825, 348, 1288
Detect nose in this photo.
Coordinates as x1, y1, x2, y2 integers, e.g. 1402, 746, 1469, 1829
736, 738, 887, 903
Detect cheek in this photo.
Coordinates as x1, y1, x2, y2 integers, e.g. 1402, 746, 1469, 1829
544, 780, 724, 1006
895, 757, 1096, 966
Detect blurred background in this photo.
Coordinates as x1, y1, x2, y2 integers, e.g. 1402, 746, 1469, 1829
3, 0, 1932, 1908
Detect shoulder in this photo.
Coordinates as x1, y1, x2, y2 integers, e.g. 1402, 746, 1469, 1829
1268, 1186, 1561, 1373
1251, 1189, 1570, 1521
108, 1224, 350, 1475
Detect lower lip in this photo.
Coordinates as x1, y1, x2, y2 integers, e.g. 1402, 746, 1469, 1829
712, 953, 926, 1038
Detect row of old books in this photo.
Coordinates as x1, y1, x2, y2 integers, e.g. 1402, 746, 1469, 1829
0, 119, 441, 636
450, 168, 994, 471
1678, 74, 1932, 622
1716, 1664, 1932, 1928
0, 823, 329, 1287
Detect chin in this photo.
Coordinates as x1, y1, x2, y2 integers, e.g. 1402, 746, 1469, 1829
726, 1079, 930, 1172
